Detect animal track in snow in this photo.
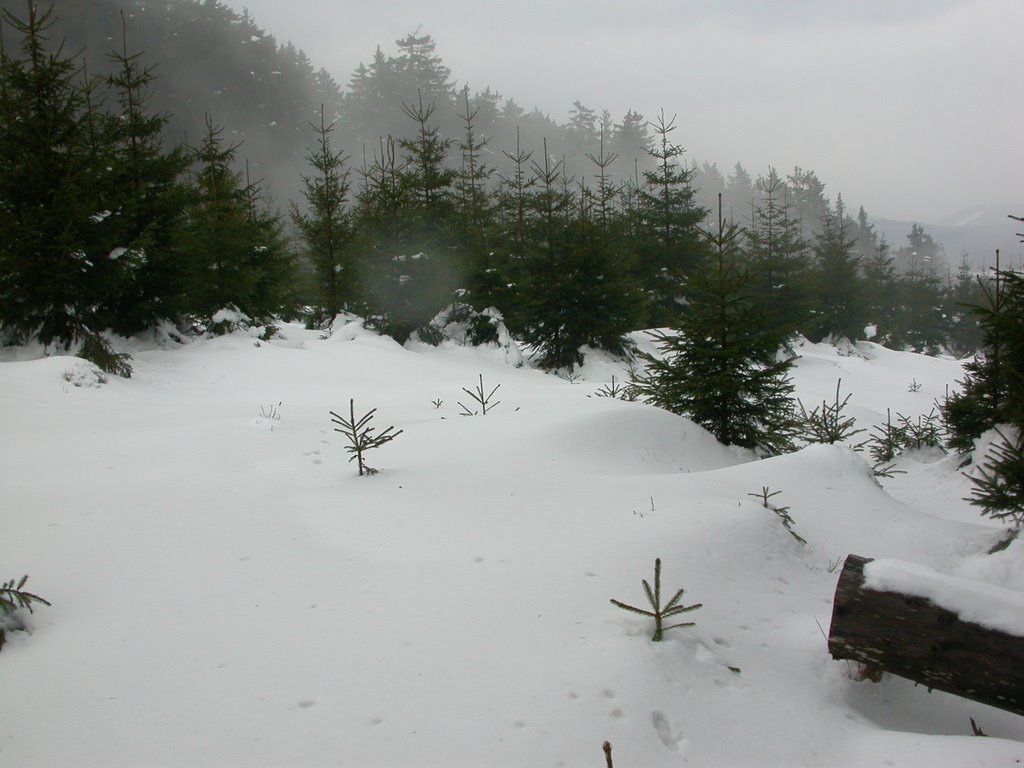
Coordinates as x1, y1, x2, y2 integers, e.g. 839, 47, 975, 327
652, 711, 685, 751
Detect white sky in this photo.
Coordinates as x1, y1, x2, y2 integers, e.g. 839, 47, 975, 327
222, 0, 1021, 223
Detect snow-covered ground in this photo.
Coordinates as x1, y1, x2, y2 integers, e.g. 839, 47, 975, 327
2, 322, 1022, 767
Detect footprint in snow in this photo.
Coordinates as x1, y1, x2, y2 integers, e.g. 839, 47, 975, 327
652, 711, 685, 751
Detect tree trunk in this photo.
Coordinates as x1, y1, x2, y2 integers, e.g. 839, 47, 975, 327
828, 554, 1024, 716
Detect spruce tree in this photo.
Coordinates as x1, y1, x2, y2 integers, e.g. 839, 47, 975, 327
943, 255, 1024, 524
352, 92, 460, 343
0, 3, 110, 356
96, 12, 190, 335
636, 110, 707, 326
454, 87, 508, 317
516, 140, 574, 367
892, 268, 947, 354
292, 104, 354, 325
786, 167, 830, 239
392, 29, 455, 130
744, 168, 811, 336
944, 259, 1022, 449
176, 115, 294, 330
609, 109, 651, 170
724, 162, 755, 221
861, 238, 901, 344
492, 127, 535, 331
803, 196, 868, 342
945, 252, 987, 355
633, 196, 798, 455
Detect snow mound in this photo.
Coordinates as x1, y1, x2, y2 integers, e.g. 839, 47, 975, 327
3, 320, 1022, 767
529, 402, 752, 475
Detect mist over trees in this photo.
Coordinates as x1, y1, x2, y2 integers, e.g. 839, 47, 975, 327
0, 0, 1014, 378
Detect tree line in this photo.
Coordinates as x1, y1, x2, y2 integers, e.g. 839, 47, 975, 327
0, 2, 995, 372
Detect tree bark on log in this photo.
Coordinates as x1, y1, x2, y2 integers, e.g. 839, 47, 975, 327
828, 554, 1024, 717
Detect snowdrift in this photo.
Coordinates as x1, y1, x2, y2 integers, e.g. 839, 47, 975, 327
1, 328, 1021, 767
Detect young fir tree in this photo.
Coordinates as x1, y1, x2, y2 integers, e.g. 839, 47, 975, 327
539, 134, 643, 369
516, 139, 574, 367
176, 115, 294, 330
491, 126, 535, 331
861, 238, 901, 344
892, 267, 948, 354
454, 86, 508, 317
945, 252, 987, 356
633, 196, 798, 455
357, 92, 459, 343
97, 12, 190, 335
0, 2, 131, 371
803, 196, 869, 343
943, 252, 1024, 524
744, 168, 811, 337
943, 255, 1022, 448
636, 110, 706, 326
292, 105, 355, 326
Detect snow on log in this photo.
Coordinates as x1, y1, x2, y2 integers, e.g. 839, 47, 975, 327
828, 554, 1024, 717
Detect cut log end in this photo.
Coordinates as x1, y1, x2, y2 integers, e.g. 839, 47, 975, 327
828, 554, 1024, 717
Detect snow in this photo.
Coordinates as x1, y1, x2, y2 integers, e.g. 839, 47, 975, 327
864, 559, 1024, 636
2, 326, 1023, 766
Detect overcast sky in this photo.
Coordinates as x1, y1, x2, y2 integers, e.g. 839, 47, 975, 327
221, 0, 1020, 224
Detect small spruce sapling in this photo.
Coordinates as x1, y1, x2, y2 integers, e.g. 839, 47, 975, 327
330, 399, 403, 476
459, 374, 500, 416
593, 375, 636, 401
799, 379, 865, 448
896, 409, 945, 451
0, 575, 50, 652
748, 486, 806, 544
610, 558, 702, 641
867, 408, 908, 477
259, 401, 282, 420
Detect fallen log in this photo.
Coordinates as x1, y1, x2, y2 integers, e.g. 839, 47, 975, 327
828, 554, 1024, 716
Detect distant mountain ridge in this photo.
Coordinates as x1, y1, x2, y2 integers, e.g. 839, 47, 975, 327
874, 204, 1023, 272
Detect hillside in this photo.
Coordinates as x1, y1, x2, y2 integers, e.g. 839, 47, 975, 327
875, 206, 1024, 273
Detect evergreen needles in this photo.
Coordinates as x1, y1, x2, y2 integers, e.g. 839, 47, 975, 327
610, 558, 702, 641
970, 428, 1024, 525
0, 574, 50, 652
330, 399, 403, 476
799, 379, 865, 447
748, 486, 806, 545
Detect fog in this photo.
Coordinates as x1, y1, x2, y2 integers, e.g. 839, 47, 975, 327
220, 0, 1021, 224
